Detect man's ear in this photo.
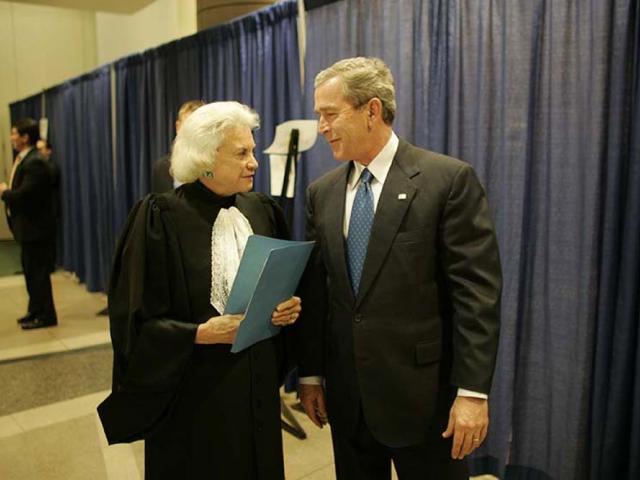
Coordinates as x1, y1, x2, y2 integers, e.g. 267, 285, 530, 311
368, 98, 383, 119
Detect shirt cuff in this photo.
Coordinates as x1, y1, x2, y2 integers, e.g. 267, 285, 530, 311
299, 376, 323, 385
457, 388, 488, 399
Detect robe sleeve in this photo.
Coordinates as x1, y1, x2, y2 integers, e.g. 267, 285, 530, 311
256, 192, 291, 240
98, 194, 198, 444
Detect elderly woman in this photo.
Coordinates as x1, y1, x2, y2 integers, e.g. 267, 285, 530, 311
98, 102, 301, 479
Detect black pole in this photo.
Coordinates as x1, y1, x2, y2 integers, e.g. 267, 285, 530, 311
279, 128, 299, 206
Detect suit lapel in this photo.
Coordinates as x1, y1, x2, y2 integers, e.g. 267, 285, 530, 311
324, 163, 355, 304
356, 142, 418, 307
12, 149, 34, 188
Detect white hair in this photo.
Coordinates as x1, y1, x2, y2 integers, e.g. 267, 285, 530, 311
170, 101, 260, 183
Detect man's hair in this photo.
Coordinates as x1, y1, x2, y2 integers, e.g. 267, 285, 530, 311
12, 118, 40, 146
170, 101, 260, 183
177, 100, 205, 121
314, 57, 396, 125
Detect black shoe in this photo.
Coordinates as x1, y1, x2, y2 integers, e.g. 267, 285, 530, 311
21, 317, 58, 330
17, 313, 35, 324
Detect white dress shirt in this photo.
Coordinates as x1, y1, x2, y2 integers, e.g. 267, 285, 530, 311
342, 132, 399, 237
300, 132, 487, 400
9, 147, 33, 188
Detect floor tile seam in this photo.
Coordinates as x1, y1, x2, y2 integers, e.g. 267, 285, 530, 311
0, 275, 25, 288
294, 461, 336, 480
0, 415, 24, 439
59, 331, 111, 350
3, 390, 110, 434
0, 340, 111, 365
0, 340, 68, 364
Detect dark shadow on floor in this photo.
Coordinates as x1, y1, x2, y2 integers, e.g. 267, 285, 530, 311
0, 240, 21, 277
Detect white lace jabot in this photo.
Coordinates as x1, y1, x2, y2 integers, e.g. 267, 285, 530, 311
210, 206, 253, 313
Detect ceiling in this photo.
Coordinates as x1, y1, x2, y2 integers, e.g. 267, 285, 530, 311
6, 0, 156, 14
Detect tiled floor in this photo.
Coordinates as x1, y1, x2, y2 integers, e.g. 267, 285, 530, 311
0, 273, 110, 362
0, 272, 497, 479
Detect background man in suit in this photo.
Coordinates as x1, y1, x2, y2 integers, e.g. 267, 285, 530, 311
1, 118, 58, 329
37, 139, 61, 273
151, 99, 204, 193
296, 57, 502, 479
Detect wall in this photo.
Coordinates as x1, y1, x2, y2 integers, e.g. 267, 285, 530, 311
0, 0, 197, 239
0, 1, 97, 239
95, 0, 196, 66
197, 0, 274, 30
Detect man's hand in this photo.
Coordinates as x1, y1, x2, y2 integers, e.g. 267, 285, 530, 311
299, 383, 328, 428
0, 182, 8, 194
442, 396, 489, 459
271, 296, 302, 326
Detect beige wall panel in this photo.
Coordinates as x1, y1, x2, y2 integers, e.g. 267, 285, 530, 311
197, 0, 274, 30
0, 2, 97, 239
96, 0, 197, 66
8, 0, 154, 14
0, 2, 17, 189
11, 5, 96, 96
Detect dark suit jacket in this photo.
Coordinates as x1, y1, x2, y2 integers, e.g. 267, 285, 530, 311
2, 149, 56, 243
151, 155, 173, 193
297, 139, 502, 448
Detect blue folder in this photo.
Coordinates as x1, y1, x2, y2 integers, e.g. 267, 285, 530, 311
224, 235, 314, 353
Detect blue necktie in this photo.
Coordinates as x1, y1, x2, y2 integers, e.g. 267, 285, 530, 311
347, 168, 374, 295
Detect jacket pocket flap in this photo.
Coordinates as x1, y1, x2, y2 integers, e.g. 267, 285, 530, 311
415, 341, 441, 365
395, 229, 424, 243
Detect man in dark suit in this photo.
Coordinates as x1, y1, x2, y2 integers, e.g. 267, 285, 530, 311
151, 99, 204, 193
296, 57, 502, 479
37, 139, 61, 272
1, 118, 58, 329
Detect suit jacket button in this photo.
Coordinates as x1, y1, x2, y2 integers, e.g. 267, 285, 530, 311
354, 314, 362, 323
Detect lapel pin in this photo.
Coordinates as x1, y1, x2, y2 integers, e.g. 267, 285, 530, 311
398, 193, 407, 200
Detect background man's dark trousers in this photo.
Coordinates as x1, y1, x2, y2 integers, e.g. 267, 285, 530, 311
21, 240, 57, 324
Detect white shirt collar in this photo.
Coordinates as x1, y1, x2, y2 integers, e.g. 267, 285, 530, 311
18, 147, 33, 161
348, 132, 399, 190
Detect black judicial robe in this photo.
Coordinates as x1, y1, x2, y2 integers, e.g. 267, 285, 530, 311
98, 181, 291, 479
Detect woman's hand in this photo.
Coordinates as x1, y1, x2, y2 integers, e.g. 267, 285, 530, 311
271, 296, 302, 326
195, 314, 244, 344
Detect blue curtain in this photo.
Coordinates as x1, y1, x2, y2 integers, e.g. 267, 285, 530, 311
10, 73, 113, 293
199, 0, 302, 229
43, 86, 66, 268
44, 67, 114, 292
590, 2, 640, 479
200, 0, 302, 234
301, 0, 639, 478
9, 93, 43, 126
113, 55, 150, 233
113, 37, 204, 233
112, 0, 301, 236
7, 0, 301, 291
